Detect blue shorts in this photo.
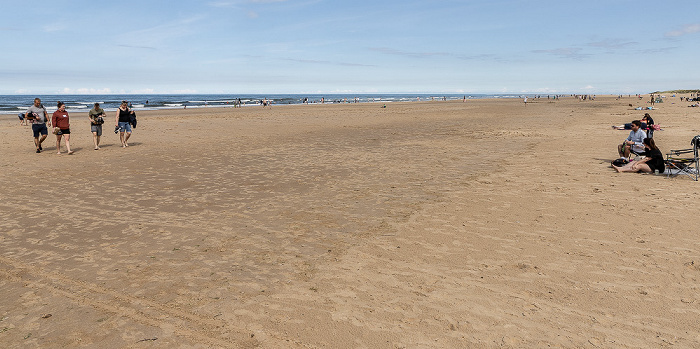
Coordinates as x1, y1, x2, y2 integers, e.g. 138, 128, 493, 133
32, 124, 48, 137
118, 122, 132, 133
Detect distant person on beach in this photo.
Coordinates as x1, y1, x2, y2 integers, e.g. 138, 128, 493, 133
116, 101, 134, 148
18, 113, 27, 126
26, 98, 50, 153
523, 97, 528, 104
642, 113, 655, 138
52, 101, 73, 155
617, 120, 646, 159
612, 138, 664, 174
89, 103, 105, 150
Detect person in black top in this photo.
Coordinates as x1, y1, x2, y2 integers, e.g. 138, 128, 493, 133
612, 138, 664, 174
115, 100, 134, 148
642, 113, 655, 138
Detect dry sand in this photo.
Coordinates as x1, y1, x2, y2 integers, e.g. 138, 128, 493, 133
1, 96, 700, 348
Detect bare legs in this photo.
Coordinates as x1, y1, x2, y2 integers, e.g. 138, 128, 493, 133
120, 131, 131, 147
56, 133, 73, 155
612, 160, 651, 173
92, 132, 101, 150
34, 135, 47, 151
617, 143, 631, 158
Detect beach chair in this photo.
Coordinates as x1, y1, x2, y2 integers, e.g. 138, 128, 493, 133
665, 135, 700, 181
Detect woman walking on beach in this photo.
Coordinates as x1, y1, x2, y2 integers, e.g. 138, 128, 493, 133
52, 101, 74, 155
115, 101, 133, 147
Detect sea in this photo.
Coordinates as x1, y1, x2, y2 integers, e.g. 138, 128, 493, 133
1, 93, 527, 115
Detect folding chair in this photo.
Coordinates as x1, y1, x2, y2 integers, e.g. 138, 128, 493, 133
620, 142, 646, 161
665, 135, 700, 181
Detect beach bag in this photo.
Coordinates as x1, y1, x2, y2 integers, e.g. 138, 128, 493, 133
611, 158, 629, 167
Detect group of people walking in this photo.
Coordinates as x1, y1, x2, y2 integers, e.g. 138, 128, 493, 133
23, 98, 135, 154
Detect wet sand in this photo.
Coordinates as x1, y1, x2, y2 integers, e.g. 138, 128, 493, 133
2, 96, 700, 348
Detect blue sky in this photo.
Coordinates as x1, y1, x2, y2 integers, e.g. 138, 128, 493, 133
2, 0, 699, 94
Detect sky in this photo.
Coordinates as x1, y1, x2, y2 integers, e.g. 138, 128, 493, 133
1, 0, 700, 95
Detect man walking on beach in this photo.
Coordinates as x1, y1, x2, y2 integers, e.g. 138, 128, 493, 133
89, 103, 105, 150
26, 98, 51, 153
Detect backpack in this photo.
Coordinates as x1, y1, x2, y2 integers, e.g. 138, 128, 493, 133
611, 158, 629, 167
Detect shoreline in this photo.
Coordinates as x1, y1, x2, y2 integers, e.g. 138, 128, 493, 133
0, 93, 653, 116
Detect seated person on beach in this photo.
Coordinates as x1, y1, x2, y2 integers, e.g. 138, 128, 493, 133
617, 120, 646, 158
612, 138, 665, 174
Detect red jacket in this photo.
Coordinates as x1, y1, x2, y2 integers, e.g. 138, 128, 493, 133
52, 110, 70, 129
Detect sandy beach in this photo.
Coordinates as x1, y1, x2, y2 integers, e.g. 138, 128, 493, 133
2, 96, 700, 348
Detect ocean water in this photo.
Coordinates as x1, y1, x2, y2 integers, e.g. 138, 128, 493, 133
1, 93, 524, 115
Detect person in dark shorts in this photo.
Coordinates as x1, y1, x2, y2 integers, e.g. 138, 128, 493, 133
612, 138, 664, 174
89, 102, 106, 150
51, 101, 74, 155
25, 98, 51, 153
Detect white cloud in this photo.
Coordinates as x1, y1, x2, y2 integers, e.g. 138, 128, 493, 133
529, 87, 559, 93
171, 89, 199, 94
665, 23, 700, 37
58, 88, 113, 94
129, 88, 156, 94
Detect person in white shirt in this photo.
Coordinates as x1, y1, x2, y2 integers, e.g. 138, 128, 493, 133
617, 120, 647, 159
